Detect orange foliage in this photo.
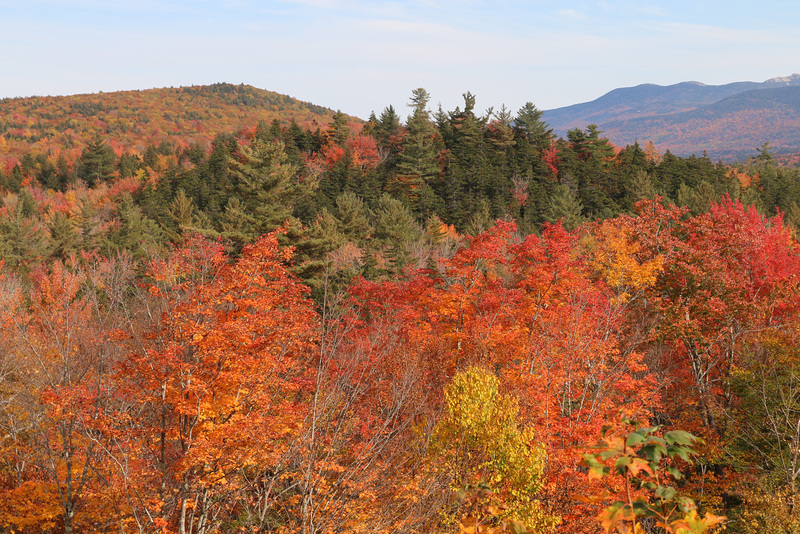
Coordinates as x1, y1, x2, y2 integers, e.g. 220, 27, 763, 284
111, 231, 318, 532
349, 220, 660, 532
0, 84, 350, 170
727, 168, 757, 189
630, 197, 800, 431
1, 192, 800, 532
0, 258, 132, 533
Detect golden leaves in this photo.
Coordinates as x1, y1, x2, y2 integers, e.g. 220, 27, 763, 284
432, 367, 559, 533
589, 218, 664, 304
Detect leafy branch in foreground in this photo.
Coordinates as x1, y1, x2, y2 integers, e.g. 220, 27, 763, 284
581, 418, 726, 534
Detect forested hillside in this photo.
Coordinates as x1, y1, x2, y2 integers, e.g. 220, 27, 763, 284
599, 86, 800, 161
0, 83, 342, 171
1, 85, 800, 533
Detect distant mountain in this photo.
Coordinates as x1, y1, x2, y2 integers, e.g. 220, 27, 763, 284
542, 74, 800, 161
0, 83, 346, 168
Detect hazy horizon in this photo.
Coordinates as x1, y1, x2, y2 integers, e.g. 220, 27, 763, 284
3, 0, 799, 120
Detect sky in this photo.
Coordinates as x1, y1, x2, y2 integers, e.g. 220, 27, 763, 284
2, 0, 799, 120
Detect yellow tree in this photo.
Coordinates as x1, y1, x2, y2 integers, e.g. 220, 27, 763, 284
431, 367, 559, 533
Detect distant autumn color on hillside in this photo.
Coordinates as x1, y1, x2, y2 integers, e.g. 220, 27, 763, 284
0, 83, 345, 170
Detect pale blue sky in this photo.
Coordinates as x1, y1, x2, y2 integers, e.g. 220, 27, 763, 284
2, 0, 798, 119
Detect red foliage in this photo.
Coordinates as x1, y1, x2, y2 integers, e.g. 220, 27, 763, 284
543, 142, 559, 179
347, 220, 658, 531
347, 134, 380, 171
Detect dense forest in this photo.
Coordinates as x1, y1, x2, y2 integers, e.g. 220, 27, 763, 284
2, 86, 800, 533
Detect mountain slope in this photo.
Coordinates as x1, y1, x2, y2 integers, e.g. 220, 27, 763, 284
599, 86, 800, 160
543, 80, 761, 130
0, 84, 345, 168
542, 74, 800, 160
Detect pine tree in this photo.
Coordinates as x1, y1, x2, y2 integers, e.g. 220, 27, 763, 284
48, 211, 80, 260
442, 92, 493, 226
463, 198, 493, 236
545, 183, 585, 230
0, 189, 48, 271
219, 197, 256, 252
104, 193, 165, 258
371, 105, 403, 163
326, 110, 351, 147
56, 153, 74, 190
74, 197, 104, 252
371, 194, 422, 273
514, 102, 553, 149
163, 189, 203, 244
333, 191, 372, 243
221, 138, 313, 251
77, 135, 116, 187
487, 104, 516, 153
564, 125, 619, 218
628, 169, 659, 202
391, 88, 443, 214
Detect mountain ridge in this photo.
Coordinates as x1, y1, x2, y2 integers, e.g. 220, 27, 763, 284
0, 83, 350, 168
542, 74, 800, 161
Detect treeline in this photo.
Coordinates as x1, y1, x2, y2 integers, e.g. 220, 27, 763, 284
2, 88, 799, 287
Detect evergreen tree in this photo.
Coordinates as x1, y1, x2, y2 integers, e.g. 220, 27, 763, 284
391, 88, 443, 215
254, 119, 275, 143
220, 138, 312, 251
4, 165, 24, 193
655, 150, 689, 201
564, 125, 619, 218
0, 189, 48, 271
370, 105, 403, 163
514, 102, 553, 149
74, 197, 104, 252
77, 135, 116, 186
785, 201, 800, 234
284, 217, 335, 298
442, 92, 498, 226
142, 143, 159, 170
739, 186, 765, 214
545, 183, 585, 230
371, 194, 422, 273
162, 189, 207, 244
31, 153, 59, 190
752, 141, 776, 166
48, 211, 80, 261
326, 110, 351, 147
627, 170, 659, 202
203, 133, 237, 214
508, 103, 554, 218
487, 105, 516, 154
333, 191, 372, 243
56, 153, 74, 190
463, 198, 493, 236
219, 196, 256, 251
117, 152, 141, 179
677, 181, 717, 215
104, 193, 165, 258
136, 167, 174, 224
